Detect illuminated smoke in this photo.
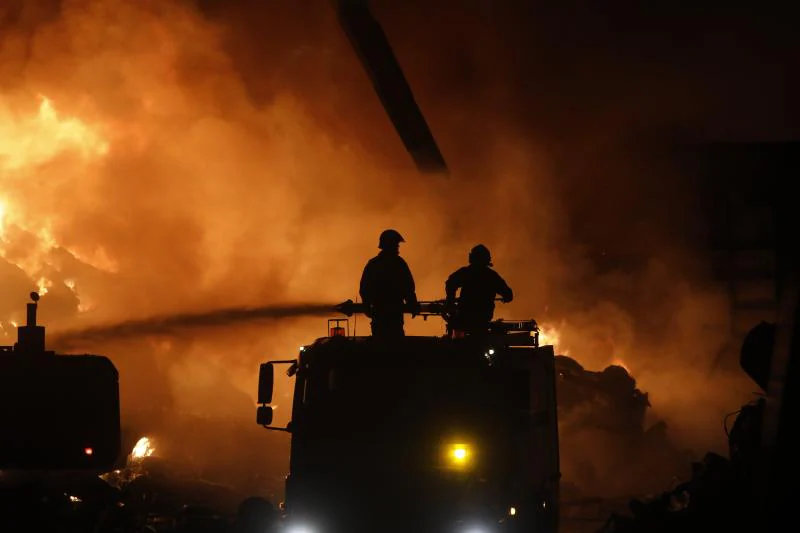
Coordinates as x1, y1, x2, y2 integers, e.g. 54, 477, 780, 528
1, 0, 783, 477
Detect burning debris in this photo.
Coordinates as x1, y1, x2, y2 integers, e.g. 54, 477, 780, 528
554, 355, 691, 500
132, 436, 156, 461
98, 436, 157, 490
92, 433, 264, 532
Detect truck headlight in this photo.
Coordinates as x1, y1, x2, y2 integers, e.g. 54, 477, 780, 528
458, 522, 494, 533
284, 524, 317, 533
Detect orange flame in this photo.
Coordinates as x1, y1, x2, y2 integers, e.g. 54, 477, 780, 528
1, 96, 113, 315
0, 96, 109, 172
538, 323, 567, 355
131, 436, 155, 460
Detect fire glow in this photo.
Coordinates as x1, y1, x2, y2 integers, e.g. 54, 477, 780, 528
0, 96, 109, 172
1, 95, 112, 321
131, 436, 155, 460
538, 324, 565, 355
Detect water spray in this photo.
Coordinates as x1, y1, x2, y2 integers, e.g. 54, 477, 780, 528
49, 302, 339, 349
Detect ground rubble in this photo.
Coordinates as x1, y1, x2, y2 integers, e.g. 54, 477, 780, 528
592, 322, 774, 532
595, 397, 764, 533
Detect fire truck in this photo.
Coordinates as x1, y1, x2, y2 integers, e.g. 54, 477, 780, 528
256, 300, 560, 533
0, 292, 120, 471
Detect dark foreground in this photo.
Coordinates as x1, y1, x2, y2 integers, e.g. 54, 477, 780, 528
0, 351, 765, 533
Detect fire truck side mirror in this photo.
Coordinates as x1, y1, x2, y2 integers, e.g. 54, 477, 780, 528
256, 405, 274, 426
258, 363, 275, 404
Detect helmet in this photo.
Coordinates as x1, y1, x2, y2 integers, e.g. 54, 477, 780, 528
468, 244, 492, 266
378, 229, 405, 249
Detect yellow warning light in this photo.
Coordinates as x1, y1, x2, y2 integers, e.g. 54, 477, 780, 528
445, 443, 473, 468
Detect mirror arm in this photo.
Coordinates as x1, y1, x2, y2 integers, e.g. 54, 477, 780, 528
261, 425, 292, 433
260, 415, 292, 433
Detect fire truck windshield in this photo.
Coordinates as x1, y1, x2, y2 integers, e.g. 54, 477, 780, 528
294, 345, 529, 450
286, 341, 535, 513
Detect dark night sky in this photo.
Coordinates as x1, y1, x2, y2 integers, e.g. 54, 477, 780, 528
197, 1, 799, 141
4, 1, 796, 152
3, 1, 797, 135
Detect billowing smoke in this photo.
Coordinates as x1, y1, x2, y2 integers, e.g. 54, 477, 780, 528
1, 0, 792, 497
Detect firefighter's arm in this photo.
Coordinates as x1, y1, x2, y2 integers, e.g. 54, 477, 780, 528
359, 262, 374, 316
401, 259, 421, 315
496, 273, 514, 303
444, 269, 462, 304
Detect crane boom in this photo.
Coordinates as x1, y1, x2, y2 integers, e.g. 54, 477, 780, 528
334, 0, 448, 175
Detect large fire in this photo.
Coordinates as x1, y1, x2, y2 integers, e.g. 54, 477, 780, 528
1, 95, 112, 317
0, 96, 109, 172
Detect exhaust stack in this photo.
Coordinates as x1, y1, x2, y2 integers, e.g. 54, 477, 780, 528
17, 292, 46, 354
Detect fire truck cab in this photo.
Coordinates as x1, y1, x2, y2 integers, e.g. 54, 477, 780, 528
256, 304, 560, 533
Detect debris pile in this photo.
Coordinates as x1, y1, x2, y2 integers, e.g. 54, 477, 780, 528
92, 426, 282, 533
0, 422, 281, 533
555, 356, 691, 498
556, 356, 650, 434
596, 399, 762, 533
594, 322, 773, 532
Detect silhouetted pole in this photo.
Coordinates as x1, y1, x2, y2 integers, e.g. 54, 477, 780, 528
760, 177, 800, 532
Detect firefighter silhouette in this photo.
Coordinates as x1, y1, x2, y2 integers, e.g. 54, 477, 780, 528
445, 244, 513, 334
359, 229, 420, 337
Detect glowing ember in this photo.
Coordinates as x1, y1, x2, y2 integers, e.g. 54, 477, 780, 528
131, 436, 155, 460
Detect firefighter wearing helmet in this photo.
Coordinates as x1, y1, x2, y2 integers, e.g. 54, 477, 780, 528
359, 229, 420, 337
445, 244, 513, 335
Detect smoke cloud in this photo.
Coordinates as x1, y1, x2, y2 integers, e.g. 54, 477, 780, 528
1, 0, 794, 496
